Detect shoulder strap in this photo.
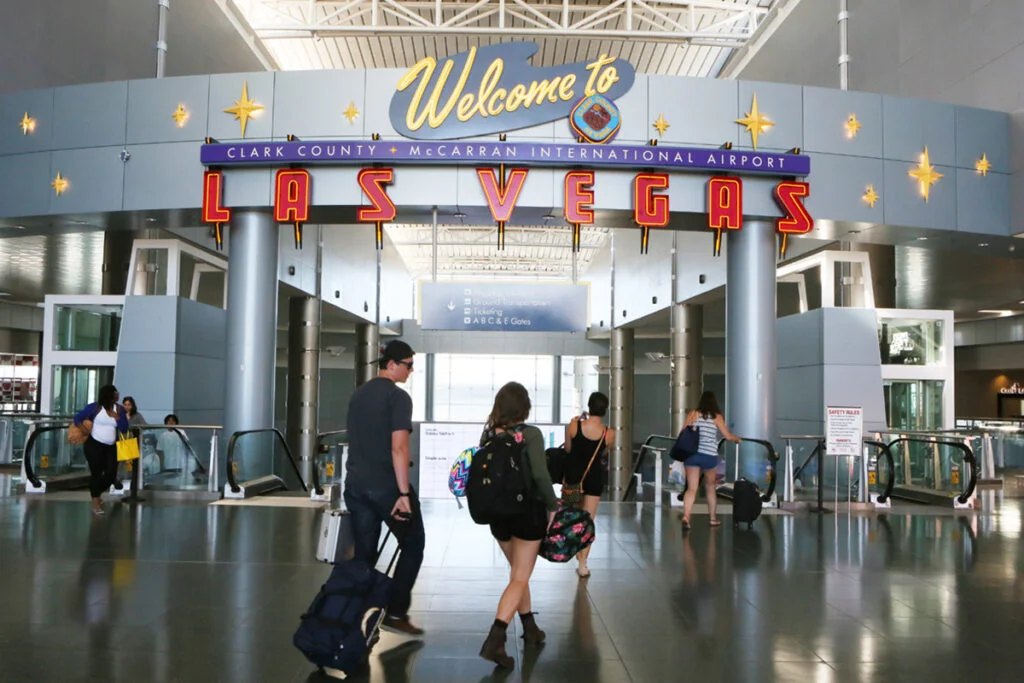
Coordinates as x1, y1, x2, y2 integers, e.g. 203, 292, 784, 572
572, 428, 606, 486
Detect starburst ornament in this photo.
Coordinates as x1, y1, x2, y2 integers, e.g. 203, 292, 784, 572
172, 104, 190, 128
845, 114, 862, 138
908, 147, 944, 202
652, 113, 670, 137
975, 153, 991, 176
343, 101, 360, 124
19, 112, 36, 135
51, 172, 69, 196
223, 81, 264, 138
862, 185, 880, 208
735, 94, 774, 150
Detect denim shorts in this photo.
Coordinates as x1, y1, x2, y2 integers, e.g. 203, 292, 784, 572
685, 453, 719, 472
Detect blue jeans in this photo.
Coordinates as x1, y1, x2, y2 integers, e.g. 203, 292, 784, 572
343, 485, 425, 618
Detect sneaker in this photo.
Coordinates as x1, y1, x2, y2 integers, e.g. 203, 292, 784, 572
381, 614, 425, 636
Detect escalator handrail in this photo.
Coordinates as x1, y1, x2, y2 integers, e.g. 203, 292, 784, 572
136, 425, 208, 475
717, 436, 781, 502
621, 434, 675, 501
863, 439, 896, 504
312, 430, 348, 496
226, 428, 308, 494
884, 436, 977, 504
792, 440, 824, 481
22, 423, 74, 488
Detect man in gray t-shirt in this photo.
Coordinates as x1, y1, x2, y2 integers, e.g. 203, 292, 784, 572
344, 339, 425, 636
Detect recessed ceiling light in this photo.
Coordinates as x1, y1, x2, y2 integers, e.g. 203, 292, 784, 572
916, 236, 928, 241
452, 211, 466, 219
978, 242, 989, 247
0, 292, 10, 297
979, 309, 1013, 316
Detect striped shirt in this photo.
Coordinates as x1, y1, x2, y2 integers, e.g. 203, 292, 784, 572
695, 415, 719, 456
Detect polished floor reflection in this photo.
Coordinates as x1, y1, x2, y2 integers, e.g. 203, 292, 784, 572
0, 496, 1022, 682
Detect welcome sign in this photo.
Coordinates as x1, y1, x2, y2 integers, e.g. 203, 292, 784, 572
389, 42, 636, 140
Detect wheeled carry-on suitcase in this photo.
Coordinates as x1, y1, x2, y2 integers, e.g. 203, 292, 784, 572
732, 478, 764, 529
316, 508, 356, 564
295, 531, 400, 678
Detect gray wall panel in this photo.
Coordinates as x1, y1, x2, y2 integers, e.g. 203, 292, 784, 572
823, 365, 887, 431
323, 224, 378, 322
221, 167, 272, 208
955, 106, 1010, 173
956, 169, 1010, 235
114, 353, 176, 409
0, 153, 51, 218
272, 71, 367, 139
0, 88, 54, 154
123, 142, 205, 211
648, 76, 738, 148
736, 81, 803, 153
804, 154, 885, 224
634, 374, 670, 441
52, 82, 128, 150
207, 72, 276, 142
778, 309, 823, 368
675, 231, 727, 303
802, 87, 883, 158
279, 224, 318, 296
174, 355, 226, 414
882, 160, 957, 232
613, 227, 672, 326
822, 308, 883, 366
882, 96, 956, 166
48, 147, 125, 215
175, 298, 227, 359
126, 76, 211, 145
311, 166, 363, 208
118, 296, 178, 352
776, 366, 823, 422
364, 69, 405, 140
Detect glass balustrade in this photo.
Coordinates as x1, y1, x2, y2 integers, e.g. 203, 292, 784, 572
226, 429, 305, 494
135, 425, 219, 492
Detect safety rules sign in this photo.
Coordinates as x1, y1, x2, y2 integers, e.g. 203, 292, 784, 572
826, 406, 863, 457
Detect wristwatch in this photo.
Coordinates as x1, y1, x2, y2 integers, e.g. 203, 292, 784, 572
398, 491, 410, 497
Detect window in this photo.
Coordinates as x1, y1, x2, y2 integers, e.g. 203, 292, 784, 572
433, 354, 555, 423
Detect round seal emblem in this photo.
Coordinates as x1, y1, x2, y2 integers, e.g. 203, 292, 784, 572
569, 93, 621, 144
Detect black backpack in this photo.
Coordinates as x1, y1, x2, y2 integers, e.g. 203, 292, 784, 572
466, 429, 535, 525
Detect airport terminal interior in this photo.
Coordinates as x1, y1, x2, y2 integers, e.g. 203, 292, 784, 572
2, 1, 1024, 681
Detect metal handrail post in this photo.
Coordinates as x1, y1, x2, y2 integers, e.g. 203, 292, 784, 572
902, 440, 912, 485
859, 444, 870, 503
654, 449, 663, 504
208, 431, 219, 493
782, 439, 794, 502
931, 439, 941, 490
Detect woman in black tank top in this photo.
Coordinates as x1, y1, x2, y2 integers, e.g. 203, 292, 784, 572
563, 392, 616, 578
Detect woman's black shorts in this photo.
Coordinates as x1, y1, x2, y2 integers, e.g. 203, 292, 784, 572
490, 504, 548, 542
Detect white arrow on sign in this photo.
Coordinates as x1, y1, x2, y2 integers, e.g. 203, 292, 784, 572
447, 300, 455, 311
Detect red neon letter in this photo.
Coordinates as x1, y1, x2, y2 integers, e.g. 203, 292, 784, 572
357, 168, 397, 222
202, 171, 231, 224
773, 181, 812, 235
477, 168, 529, 223
707, 176, 743, 231
633, 173, 670, 227
564, 170, 595, 224
273, 169, 311, 223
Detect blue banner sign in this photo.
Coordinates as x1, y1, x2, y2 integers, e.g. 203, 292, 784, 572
389, 42, 635, 140
200, 140, 810, 176
421, 283, 588, 332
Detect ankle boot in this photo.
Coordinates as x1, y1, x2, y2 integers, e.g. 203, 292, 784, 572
518, 612, 546, 645
479, 619, 514, 669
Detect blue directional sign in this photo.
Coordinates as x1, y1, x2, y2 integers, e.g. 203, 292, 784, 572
421, 283, 588, 332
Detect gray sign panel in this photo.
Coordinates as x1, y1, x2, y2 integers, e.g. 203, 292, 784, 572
421, 283, 587, 332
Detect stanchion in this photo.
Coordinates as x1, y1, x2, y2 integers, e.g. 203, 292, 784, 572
809, 438, 832, 514
121, 457, 145, 505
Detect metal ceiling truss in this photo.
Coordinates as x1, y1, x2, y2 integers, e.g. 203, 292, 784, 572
238, 0, 770, 46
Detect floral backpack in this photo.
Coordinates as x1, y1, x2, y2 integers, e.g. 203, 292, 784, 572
540, 505, 596, 563
448, 446, 477, 502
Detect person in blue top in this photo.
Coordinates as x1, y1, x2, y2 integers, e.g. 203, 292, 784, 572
680, 391, 741, 530
72, 384, 130, 516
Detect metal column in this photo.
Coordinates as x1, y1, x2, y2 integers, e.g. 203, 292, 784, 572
224, 210, 280, 471
286, 296, 320, 486
670, 303, 703, 435
156, 0, 169, 78
726, 219, 777, 481
355, 323, 380, 387
609, 327, 634, 499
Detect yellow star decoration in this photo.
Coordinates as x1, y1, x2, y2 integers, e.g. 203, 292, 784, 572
908, 146, 944, 202
735, 93, 774, 150
172, 104, 190, 128
223, 81, 264, 138
343, 101, 360, 125
652, 113, 670, 137
845, 114, 862, 138
975, 153, 991, 176
19, 112, 36, 135
390, 146, 397, 154
51, 172, 69, 196
862, 185, 880, 208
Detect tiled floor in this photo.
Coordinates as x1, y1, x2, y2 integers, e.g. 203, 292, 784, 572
1, 493, 1022, 682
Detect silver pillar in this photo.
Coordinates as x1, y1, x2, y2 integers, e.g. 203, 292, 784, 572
286, 296, 320, 486
670, 303, 703, 435
224, 210, 279, 471
726, 220, 777, 481
355, 323, 379, 387
609, 327, 634, 499
156, 0, 169, 78
838, 0, 849, 91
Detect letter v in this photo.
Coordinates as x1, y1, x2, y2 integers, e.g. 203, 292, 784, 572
477, 168, 529, 222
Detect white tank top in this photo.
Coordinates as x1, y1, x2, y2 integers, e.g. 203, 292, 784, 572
92, 408, 118, 445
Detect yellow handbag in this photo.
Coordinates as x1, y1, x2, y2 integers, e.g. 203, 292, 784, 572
116, 431, 141, 462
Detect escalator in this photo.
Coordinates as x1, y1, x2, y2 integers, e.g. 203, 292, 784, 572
715, 437, 780, 503
883, 436, 977, 507
224, 428, 308, 499
21, 423, 119, 494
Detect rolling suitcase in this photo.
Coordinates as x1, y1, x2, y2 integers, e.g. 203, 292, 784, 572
316, 508, 356, 564
296, 532, 399, 677
732, 478, 763, 529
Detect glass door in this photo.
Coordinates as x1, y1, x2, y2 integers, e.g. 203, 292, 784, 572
51, 366, 115, 416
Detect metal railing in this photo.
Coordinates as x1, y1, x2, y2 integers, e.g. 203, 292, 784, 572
717, 437, 780, 502
622, 434, 675, 502
225, 428, 307, 495
881, 434, 977, 506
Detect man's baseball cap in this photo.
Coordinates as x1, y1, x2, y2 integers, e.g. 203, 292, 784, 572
380, 339, 415, 364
